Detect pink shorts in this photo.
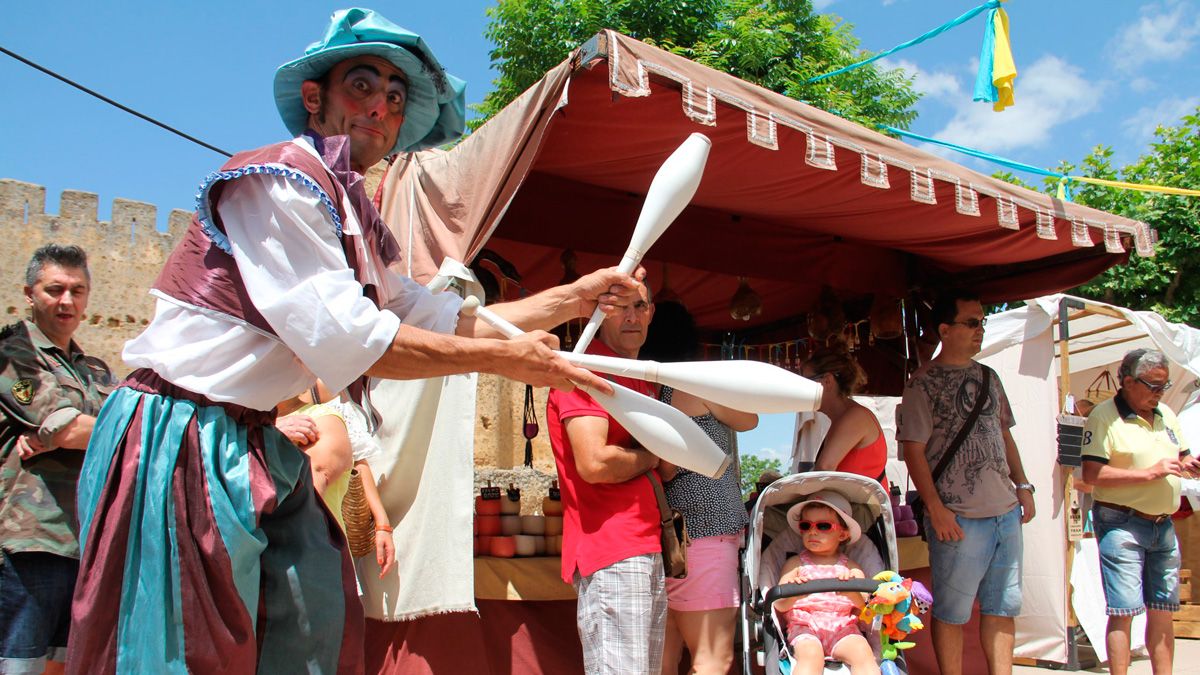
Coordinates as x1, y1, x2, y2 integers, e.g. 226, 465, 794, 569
665, 530, 744, 612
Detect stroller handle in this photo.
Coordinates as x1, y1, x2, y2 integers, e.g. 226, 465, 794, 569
759, 579, 881, 612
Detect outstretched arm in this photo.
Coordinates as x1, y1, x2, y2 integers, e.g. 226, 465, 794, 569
457, 266, 646, 339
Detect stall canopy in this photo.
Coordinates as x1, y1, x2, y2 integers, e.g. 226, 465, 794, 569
380, 30, 1153, 338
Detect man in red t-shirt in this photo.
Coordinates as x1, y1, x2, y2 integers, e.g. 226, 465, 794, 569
547, 283, 665, 674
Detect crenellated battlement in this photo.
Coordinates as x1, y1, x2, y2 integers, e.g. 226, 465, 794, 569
0, 178, 189, 372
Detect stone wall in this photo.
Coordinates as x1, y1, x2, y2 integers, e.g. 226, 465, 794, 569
0, 179, 188, 372
0, 175, 546, 472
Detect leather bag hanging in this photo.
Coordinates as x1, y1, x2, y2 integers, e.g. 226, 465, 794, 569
645, 472, 690, 579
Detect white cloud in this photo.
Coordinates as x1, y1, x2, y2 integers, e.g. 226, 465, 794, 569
880, 58, 961, 100
1122, 95, 1200, 141
1129, 76, 1157, 93
933, 55, 1098, 154
1109, 1, 1200, 71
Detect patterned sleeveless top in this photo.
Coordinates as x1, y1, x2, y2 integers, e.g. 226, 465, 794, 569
660, 386, 749, 538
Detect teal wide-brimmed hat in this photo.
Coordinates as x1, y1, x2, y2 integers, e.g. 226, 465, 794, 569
274, 8, 467, 154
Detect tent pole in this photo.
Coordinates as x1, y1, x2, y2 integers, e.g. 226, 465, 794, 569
1059, 297, 1082, 669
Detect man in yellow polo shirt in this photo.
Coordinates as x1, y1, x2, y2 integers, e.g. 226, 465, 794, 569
1082, 348, 1200, 675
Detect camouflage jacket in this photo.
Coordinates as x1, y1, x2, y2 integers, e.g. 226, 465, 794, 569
0, 320, 114, 558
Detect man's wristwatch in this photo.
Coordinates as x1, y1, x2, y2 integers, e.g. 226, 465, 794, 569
1015, 482, 1035, 494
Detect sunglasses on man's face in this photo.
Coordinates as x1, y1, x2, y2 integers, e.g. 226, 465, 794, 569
950, 317, 987, 329
1134, 376, 1173, 393
797, 520, 843, 533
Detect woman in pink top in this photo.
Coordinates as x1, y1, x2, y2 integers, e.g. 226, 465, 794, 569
774, 491, 878, 675
802, 347, 889, 490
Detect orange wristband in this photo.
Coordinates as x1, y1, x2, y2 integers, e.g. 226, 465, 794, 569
375, 524, 393, 533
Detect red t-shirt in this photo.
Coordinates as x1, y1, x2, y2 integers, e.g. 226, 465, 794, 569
547, 340, 661, 583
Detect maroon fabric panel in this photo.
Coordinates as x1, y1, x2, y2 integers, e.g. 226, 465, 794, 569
902, 566, 988, 675
153, 220, 277, 336
177, 413, 260, 673
364, 600, 584, 675
65, 403, 145, 675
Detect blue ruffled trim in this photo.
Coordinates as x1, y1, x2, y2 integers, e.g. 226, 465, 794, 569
194, 164, 343, 254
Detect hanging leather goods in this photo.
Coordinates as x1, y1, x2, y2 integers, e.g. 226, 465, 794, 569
523, 384, 538, 468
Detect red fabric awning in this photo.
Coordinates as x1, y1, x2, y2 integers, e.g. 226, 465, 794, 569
380, 31, 1148, 336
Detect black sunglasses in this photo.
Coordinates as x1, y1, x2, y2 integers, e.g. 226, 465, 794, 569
1134, 376, 1173, 393
951, 318, 987, 329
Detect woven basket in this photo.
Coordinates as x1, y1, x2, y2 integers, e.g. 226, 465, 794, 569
341, 469, 376, 558
1085, 370, 1119, 403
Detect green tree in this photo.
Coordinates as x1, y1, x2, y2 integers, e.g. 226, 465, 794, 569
1030, 109, 1200, 324
739, 453, 783, 498
476, 0, 920, 131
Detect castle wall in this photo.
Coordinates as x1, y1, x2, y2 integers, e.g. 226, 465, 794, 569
0, 178, 188, 372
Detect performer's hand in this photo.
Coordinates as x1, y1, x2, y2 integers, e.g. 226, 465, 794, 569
497, 332, 615, 395
276, 415, 319, 447
1016, 487, 1036, 524
16, 434, 48, 460
569, 266, 646, 318
375, 530, 396, 578
928, 503, 964, 542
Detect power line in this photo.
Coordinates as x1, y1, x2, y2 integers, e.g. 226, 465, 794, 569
1, 44, 232, 158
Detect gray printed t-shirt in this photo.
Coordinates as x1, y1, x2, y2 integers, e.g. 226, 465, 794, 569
897, 360, 1017, 518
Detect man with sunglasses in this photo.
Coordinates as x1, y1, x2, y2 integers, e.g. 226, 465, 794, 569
898, 290, 1034, 675
1082, 348, 1199, 675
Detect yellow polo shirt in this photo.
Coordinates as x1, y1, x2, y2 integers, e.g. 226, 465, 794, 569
1081, 393, 1189, 515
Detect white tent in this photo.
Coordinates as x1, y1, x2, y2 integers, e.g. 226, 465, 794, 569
975, 294, 1200, 666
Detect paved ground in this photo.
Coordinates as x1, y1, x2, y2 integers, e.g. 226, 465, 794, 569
1012, 636, 1200, 674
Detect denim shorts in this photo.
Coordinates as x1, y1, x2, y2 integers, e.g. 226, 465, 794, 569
0, 550, 79, 673
1093, 504, 1180, 616
924, 505, 1023, 625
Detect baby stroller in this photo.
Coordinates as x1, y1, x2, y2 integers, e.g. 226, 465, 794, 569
740, 471, 906, 674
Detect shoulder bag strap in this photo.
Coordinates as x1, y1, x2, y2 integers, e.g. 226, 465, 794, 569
644, 472, 672, 522
929, 365, 992, 486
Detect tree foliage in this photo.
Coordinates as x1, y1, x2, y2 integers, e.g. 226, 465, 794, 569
1016, 108, 1200, 324
476, 0, 920, 131
739, 453, 783, 498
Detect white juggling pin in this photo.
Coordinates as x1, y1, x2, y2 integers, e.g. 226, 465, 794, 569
564, 352, 822, 415
461, 297, 731, 478
572, 133, 711, 354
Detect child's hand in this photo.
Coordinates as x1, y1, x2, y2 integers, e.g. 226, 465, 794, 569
849, 568, 864, 579
375, 529, 396, 579
836, 567, 853, 581
784, 570, 809, 584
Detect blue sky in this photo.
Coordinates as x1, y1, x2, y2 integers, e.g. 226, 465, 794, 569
4, 1, 1198, 463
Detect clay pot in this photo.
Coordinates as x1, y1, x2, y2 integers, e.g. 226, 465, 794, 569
477, 536, 495, 555
475, 496, 501, 516
542, 497, 563, 517
520, 515, 546, 535
500, 515, 522, 536
513, 534, 538, 557
476, 515, 501, 536
544, 516, 563, 536
490, 536, 516, 558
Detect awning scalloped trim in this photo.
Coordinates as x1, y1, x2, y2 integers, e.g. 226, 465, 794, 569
603, 30, 1155, 258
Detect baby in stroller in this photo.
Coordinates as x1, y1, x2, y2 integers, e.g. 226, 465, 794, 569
742, 472, 903, 675
773, 491, 879, 675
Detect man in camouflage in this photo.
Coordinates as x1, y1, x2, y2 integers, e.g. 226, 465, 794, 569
0, 244, 114, 674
